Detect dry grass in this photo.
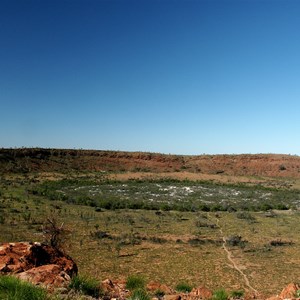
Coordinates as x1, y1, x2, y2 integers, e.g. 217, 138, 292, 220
1, 173, 300, 297
107, 171, 294, 188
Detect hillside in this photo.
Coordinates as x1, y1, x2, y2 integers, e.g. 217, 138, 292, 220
2, 148, 300, 297
1, 148, 300, 178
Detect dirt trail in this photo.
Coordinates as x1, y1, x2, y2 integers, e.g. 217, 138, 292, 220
215, 218, 259, 295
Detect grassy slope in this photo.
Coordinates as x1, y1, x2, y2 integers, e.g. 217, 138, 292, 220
1, 148, 300, 297
1, 173, 300, 297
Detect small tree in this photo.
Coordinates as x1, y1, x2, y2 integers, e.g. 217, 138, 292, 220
42, 217, 70, 251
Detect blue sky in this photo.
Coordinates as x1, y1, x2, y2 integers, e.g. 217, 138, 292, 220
1, 0, 300, 155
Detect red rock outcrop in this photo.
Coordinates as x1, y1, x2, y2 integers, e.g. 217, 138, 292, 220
147, 281, 174, 294
0, 242, 77, 288
16, 264, 71, 287
101, 278, 130, 299
279, 283, 300, 299
189, 286, 213, 299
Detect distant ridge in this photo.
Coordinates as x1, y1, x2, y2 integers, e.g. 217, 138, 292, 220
0, 148, 300, 178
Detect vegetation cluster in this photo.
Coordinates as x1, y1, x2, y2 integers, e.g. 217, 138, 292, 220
28, 178, 298, 213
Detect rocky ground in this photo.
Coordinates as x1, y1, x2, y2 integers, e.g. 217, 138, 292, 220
0, 242, 300, 300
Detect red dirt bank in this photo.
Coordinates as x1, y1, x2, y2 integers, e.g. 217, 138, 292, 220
1, 148, 300, 178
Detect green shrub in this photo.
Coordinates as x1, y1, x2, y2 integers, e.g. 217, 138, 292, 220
260, 203, 274, 211
0, 214, 5, 224
210, 204, 224, 212
269, 239, 293, 247
129, 288, 150, 300
175, 282, 192, 293
69, 275, 101, 298
195, 219, 216, 228
90, 230, 111, 240
198, 204, 210, 212
230, 289, 244, 299
0, 275, 47, 300
226, 235, 247, 248
236, 211, 255, 222
212, 289, 228, 300
279, 164, 286, 171
275, 203, 289, 210
148, 236, 167, 244
126, 275, 146, 291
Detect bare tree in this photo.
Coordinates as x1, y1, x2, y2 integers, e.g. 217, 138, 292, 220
42, 217, 70, 251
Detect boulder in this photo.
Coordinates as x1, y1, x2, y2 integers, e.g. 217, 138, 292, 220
147, 281, 174, 295
189, 286, 213, 299
279, 283, 300, 299
163, 295, 181, 300
16, 264, 71, 288
101, 278, 130, 299
102, 278, 115, 292
0, 242, 77, 288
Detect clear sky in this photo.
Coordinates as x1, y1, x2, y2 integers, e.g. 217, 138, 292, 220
1, 0, 300, 155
